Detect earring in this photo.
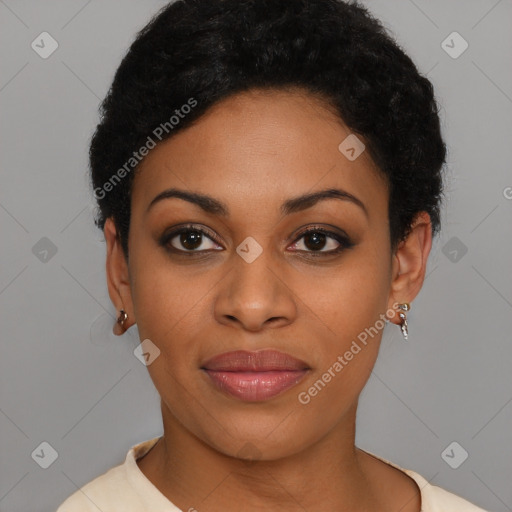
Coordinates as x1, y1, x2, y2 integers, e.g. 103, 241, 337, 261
117, 309, 128, 328
397, 303, 410, 340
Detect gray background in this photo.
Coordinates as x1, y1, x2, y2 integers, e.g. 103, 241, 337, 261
1, 1, 511, 511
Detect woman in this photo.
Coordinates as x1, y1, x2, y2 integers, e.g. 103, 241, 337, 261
57, 0, 489, 510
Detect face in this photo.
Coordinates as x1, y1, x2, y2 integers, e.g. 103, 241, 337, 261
110, 88, 407, 460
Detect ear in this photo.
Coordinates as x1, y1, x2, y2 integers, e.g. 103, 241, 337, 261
387, 212, 432, 326
104, 217, 135, 335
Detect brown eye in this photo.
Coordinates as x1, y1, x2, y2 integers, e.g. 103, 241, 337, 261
176, 230, 203, 251
289, 227, 354, 255
160, 225, 222, 254
303, 231, 328, 251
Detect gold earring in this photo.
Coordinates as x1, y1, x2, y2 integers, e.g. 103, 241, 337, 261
117, 309, 128, 328
397, 303, 410, 340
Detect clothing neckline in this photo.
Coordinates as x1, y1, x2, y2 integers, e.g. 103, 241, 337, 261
125, 436, 430, 511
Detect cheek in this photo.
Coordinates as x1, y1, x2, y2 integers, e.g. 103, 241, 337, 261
293, 248, 391, 392
127, 271, 200, 410
130, 261, 209, 417
129, 236, 207, 336
132, 266, 210, 365
295, 248, 390, 343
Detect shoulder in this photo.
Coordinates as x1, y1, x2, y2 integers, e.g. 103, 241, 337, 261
56, 462, 142, 512
358, 448, 489, 512
409, 469, 490, 511
56, 437, 170, 512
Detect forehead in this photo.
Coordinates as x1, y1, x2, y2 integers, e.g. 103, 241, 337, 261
131, 88, 388, 219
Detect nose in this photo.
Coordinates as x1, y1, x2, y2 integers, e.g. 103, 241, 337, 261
213, 246, 297, 332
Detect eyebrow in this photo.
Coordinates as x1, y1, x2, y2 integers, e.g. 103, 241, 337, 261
146, 187, 368, 217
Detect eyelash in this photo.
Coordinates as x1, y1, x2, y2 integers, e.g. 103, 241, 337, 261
160, 223, 354, 258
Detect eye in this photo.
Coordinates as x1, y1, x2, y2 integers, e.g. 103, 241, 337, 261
160, 224, 354, 257
289, 227, 353, 255
161, 224, 222, 254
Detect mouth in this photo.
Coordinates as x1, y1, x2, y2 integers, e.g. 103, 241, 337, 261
201, 349, 310, 402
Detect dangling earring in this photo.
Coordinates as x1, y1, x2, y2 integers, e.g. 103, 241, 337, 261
117, 309, 128, 329
397, 303, 410, 340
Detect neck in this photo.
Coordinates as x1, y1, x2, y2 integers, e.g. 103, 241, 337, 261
139, 401, 389, 511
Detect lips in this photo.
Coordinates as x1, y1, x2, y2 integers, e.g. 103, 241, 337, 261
201, 350, 310, 401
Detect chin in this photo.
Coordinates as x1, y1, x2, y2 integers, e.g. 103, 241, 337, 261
190, 405, 321, 462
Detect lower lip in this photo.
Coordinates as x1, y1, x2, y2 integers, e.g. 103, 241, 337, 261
203, 369, 309, 401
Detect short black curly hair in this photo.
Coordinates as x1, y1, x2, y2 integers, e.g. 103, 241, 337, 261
90, 0, 446, 259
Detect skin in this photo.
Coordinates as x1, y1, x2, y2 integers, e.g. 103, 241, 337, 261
105, 87, 431, 511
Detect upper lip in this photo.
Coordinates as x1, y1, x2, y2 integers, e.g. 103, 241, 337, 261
201, 350, 310, 371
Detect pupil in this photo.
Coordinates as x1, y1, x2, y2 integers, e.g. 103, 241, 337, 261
304, 232, 326, 251
181, 231, 202, 250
